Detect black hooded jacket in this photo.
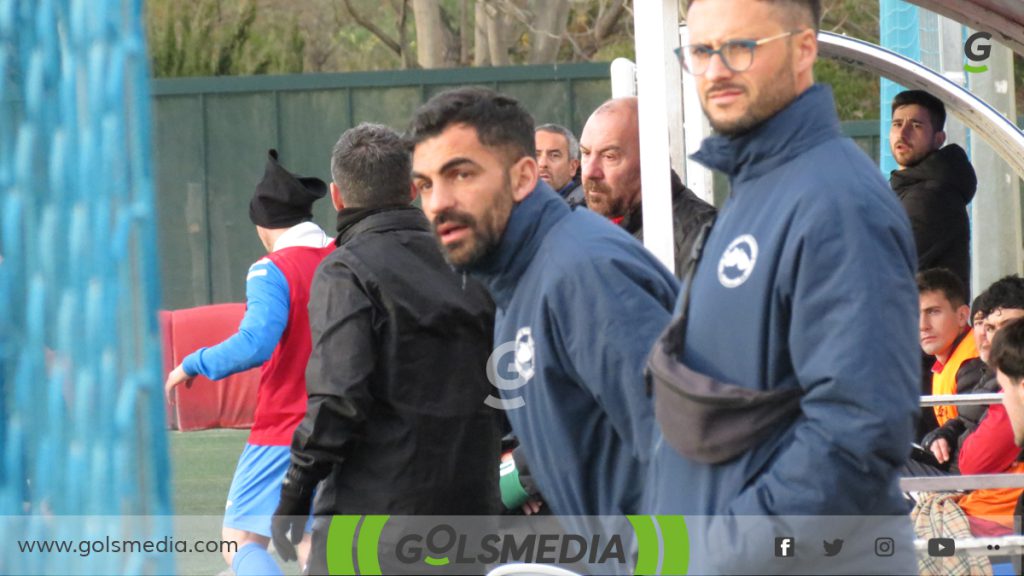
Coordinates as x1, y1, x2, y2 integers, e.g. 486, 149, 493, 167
289, 206, 501, 516
890, 144, 977, 290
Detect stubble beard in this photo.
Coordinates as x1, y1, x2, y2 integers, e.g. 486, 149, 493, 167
584, 180, 631, 219
433, 179, 515, 269
706, 53, 799, 137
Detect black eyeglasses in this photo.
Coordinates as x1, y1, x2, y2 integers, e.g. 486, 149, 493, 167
674, 30, 803, 75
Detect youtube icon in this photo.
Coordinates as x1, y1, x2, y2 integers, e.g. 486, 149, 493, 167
928, 538, 955, 557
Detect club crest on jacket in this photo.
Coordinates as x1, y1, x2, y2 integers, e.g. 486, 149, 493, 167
718, 234, 758, 288
515, 327, 536, 383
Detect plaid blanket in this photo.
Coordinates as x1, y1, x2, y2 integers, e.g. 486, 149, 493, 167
912, 492, 993, 575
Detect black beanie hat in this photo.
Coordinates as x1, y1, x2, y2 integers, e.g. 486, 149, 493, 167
249, 149, 328, 228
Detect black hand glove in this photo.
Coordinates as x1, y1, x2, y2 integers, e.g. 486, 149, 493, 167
271, 467, 314, 563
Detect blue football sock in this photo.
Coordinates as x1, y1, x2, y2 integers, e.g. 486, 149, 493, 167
231, 542, 283, 576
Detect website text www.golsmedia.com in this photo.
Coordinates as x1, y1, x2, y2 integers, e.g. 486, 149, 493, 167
16, 536, 237, 558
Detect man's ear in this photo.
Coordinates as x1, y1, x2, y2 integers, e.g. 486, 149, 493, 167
934, 130, 947, 149
569, 158, 580, 176
958, 304, 971, 327
510, 156, 539, 202
409, 182, 418, 202
793, 28, 818, 76
330, 182, 345, 211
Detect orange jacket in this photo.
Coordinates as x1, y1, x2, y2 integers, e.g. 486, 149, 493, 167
932, 330, 979, 425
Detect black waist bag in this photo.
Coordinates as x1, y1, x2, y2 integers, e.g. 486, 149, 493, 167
647, 218, 802, 465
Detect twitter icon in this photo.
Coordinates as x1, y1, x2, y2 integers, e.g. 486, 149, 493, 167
823, 539, 844, 556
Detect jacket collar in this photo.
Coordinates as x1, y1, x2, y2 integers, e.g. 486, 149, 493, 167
889, 144, 977, 205
467, 182, 570, 307
555, 179, 580, 199
273, 221, 331, 251
619, 171, 687, 235
690, 84, 842, 185
334, 205, 430, 247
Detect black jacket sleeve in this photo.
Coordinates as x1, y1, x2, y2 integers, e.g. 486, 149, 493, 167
956, 364, 998, 431
899, 181, 964, 271
288, 258, 378, 487
922, 418, 966, 450
922, 359, 990, 450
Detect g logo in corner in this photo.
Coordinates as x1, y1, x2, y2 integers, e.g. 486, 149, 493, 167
718, 235, 758, 288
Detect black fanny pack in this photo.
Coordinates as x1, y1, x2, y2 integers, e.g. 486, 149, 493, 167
646, 219, 802, 465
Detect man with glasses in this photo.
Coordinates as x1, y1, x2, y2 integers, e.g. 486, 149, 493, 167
646, 1, 918, 572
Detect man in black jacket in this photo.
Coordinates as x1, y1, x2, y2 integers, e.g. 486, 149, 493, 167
579, 97, 716, 278
889, 90, 977, 292
271, 123, 501, 574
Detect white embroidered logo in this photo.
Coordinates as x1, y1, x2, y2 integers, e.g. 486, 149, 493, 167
718, 235, 758, 288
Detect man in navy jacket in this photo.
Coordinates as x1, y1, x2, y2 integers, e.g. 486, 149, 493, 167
408, 87, 679, 516
647, 0, 919, 573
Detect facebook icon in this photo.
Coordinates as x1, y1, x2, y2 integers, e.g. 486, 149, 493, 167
775, 537, 795, 558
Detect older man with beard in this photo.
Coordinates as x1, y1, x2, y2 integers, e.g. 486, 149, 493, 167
579, 97, 715, 277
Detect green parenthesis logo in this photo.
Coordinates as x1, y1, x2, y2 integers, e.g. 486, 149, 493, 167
964, 64, 989, 73
656, 515, 690, 575
326, 515, 390, 575
627, 515, 690, 575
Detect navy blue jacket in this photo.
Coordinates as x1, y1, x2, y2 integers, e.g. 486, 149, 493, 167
468, 183, 679, 515
646, 86, 919, 570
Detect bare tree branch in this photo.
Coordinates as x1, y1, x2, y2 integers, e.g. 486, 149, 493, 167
595, 0, 627, 42
342, 0, 403, 56
482, 0, 569, 64
485, 2, 509, 65
474, 1, 490, 66
412, 0, 448, 67
396, 0, 416, 68
460, 0, 471, 64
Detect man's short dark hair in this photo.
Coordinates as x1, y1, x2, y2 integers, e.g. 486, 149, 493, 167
688, 0, 821, 33
917, 268, 967, 308
535, 123, 580, 160
972, 291, 990, 320
407, 87, 535, 164
978, 275, 1024, 316
331, 123, 411, 208
892, 90, 947, 133
990, 319, 1024, 381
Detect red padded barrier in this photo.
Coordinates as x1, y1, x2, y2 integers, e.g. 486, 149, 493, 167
159, 310, 176, 430
162, 303, 259, 431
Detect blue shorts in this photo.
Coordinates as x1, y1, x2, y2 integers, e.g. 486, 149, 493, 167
223, 443, 313, 537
